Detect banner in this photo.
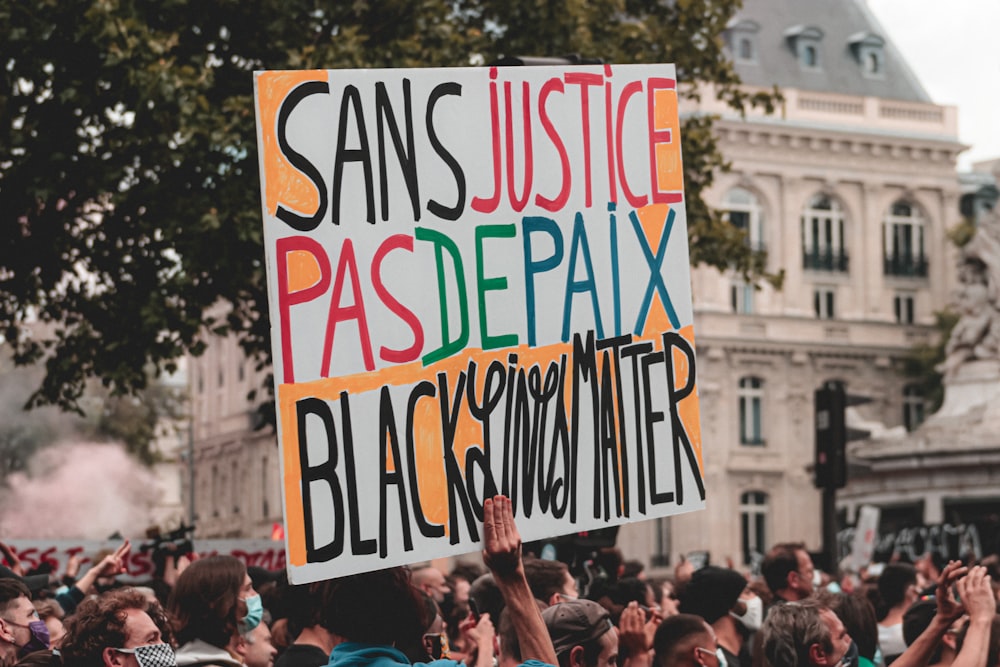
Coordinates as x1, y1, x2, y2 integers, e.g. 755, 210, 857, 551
4, 541, 285, 582
253, 64, 705, 583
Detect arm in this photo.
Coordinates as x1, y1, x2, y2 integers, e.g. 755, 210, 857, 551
889, 560, 968, 667
482, 495, 558, 667
950, 566, 994, 667
0, 541, 24, 575
463, 613, 497, 667
619, 602, 652, 667
73, 541, 130, 596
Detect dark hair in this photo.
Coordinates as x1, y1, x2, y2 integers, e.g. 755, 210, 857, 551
761, 543, 806, 595
318, 566, 426, 647
284, 583, 323, 638
0, 579, 30, 613
877, 564, 917, 610
818, 591, 878, 660
60, 588, 149, 667
653, 614, 711, 667
469, 573, 505, 628
523, 558, 571, 603
555, 634, 607, 667
168, 555, 246, 649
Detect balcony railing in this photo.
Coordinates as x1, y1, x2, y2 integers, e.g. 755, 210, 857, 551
803, 249, 849, 272
884, 254, 928, 277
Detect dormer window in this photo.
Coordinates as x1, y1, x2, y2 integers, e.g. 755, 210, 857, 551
785, 25, 824, 70
849, 31, 886, 78
726, 18, 760, 65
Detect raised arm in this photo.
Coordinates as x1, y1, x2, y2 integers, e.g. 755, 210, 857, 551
889, 560, 968, 667
482, 495, 558, 666
950, 566, 995, 667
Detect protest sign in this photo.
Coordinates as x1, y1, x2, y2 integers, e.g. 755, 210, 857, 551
253, 63, 705, 583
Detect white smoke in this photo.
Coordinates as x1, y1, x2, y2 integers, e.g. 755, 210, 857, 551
0, 441, 161, 539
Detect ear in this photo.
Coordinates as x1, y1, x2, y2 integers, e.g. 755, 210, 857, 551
807, 643, 827, 666
548, 592, 562, 607
102, 647, 124, 667
233, 635, 249, 659
569, 645, 585, 667
0, 618, 13, 644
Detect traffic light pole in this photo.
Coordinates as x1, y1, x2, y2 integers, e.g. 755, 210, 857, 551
822, 484, 837, 574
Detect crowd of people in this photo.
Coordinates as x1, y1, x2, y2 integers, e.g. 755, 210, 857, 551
1, 500, 999, 667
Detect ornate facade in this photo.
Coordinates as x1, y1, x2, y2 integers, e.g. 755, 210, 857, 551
189, 0, 974, 568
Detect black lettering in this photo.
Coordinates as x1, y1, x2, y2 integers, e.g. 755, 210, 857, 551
276, 81, 330, 232
641, 351, 673, 505
379, 387, 413, 558
663, 332, 705, 503
425, 82, 466, 221
622, 342, 653, 514
572, 332, 598, 522
406, 381, 445, 538
333, 85, 375, 225
438, 371, 479, 544
340, 391, 377, 555
296, 397, 344, 562
375, 80, 420, 222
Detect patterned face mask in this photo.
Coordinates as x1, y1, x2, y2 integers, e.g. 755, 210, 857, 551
115, 643, 177, 667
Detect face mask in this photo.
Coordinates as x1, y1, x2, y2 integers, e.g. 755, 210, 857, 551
731, 595, 763, 632
716, 648, 728, 667
9, 619, 50, 657
116, 643, 178, 667
836, 641, 859, 667
240, 594, 263, 633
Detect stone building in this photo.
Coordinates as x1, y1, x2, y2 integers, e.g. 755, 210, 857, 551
188, 0, 971, 566
614, 0, 965, 570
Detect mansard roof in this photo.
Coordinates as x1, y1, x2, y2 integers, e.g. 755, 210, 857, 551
728, 0, 932, 103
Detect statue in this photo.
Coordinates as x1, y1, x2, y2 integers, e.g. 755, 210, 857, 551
939, 215, 1000, 380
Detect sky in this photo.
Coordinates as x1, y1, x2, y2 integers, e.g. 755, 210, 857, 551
865, 0, 1000, 172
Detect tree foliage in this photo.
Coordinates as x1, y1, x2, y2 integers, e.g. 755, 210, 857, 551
0, 0, 775, 411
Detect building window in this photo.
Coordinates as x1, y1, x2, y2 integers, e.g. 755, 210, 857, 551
802, 194, 848, 272
803, 44, 818, 68
731, 280, 755, 314
738, 376, 764, 446
866, 51, 881, 75
903, 385, 925, 431
814, 287, 836, 319
231, 460, 240, 515
724, 187, 765, 251
740, 491, 769, 565
738, 37, 754, 62
884, 200, 928, 277
894, 293, 915, 324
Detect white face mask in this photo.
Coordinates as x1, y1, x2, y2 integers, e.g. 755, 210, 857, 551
731, 595, 763, 632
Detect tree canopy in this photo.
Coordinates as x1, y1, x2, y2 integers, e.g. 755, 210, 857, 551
0, 0, 776, 412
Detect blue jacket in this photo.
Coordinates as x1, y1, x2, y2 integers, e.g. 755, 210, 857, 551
328, 643, 459, 667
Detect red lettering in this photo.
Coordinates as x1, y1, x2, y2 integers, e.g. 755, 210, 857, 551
277, 236, 332, 383
536, 78, 571, 212
471, 68, 502, 213
322, 239, 375, 376
604, 65, 616, 204
372, 235, 424, 363
617, 80, 648, 208
504, 80, 534, 212
564, 72, 603, 208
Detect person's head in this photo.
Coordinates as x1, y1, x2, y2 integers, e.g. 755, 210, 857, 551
240, 622, 277, 667
0, 578, 49, 662
760, 600, 851, 667
678, 567, 747, 625
412, 566, 451, 604
876, 564, 918, 613
524, 559, 579, 606
817, 591, 877, 662
60, 588, 174, 667
469, 573, 505, 629
168, 555, 257, 649
653, 613, 719, 667
542, 599, 618, 667
318, 566, 426, 649
34, 599, 66, 649
762, 543, 814, 601
498, 600, 548, 667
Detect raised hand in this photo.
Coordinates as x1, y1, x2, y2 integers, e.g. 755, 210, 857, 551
482, 495, 522, 579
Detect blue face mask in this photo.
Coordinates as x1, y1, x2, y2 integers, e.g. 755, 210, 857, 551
240, 594, 263, 633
